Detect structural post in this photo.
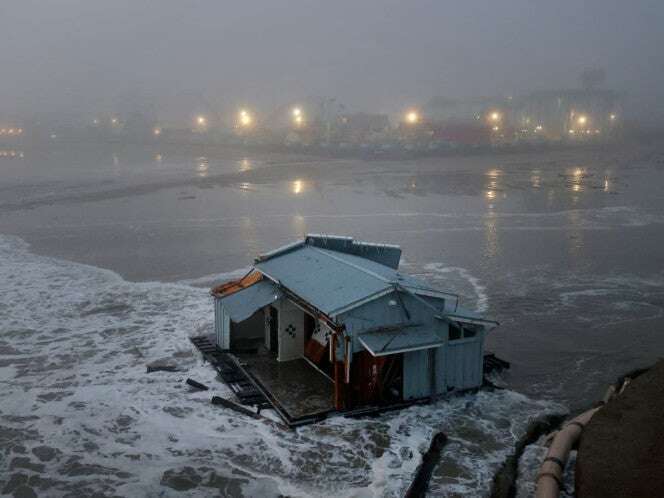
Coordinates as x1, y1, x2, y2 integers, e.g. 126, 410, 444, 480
344, 335, 351, 384
333, 333, 342, 410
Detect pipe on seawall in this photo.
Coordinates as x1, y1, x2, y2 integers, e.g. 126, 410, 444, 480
535, 407, 600, 498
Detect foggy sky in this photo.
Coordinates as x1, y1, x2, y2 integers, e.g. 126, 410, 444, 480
1, 0, 663, 122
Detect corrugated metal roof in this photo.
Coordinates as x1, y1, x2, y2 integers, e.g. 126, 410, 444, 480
358, 324, 445, 356
304, 234, 402, 269
254, 241, 458, 316
249, 236, 488, 326
218, 279, 282, 322
255, 245, 393, 315
256, 234, 402, 269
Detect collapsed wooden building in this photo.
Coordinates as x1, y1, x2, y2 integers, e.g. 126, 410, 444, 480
205, 235, 498, 426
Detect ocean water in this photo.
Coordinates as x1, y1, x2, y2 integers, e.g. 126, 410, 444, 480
0, 234, 564, 497
2, 143, 664, 496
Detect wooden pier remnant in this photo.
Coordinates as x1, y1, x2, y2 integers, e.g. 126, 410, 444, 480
405, 432, 448, 498
211, 396, 260, 418
186, 378, 209, 390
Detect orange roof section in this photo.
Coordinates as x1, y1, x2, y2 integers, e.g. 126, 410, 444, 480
210, 271, 263, 298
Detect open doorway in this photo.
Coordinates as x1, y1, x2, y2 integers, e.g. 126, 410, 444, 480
267, 306, 279, 354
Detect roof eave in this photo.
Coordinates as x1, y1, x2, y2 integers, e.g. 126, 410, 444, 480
446, 314, 500, 330
329, 287, 395, 317
358, 336, 445, 357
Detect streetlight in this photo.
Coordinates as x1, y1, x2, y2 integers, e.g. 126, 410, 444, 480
238, 109, 253, 128
153, 127, 162, 136
489, 111, 501, 123
292, 107, 304, 127
196, 115, 207, 127
405, 110, 419, 125
610, 113, 617, 121
577, 115, 588, 126
292, 179, 304, 194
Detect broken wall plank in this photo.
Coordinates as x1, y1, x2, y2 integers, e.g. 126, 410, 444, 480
186, 378, 209, 390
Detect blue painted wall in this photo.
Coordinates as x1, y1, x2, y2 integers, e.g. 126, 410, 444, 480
339, 291, 486, 398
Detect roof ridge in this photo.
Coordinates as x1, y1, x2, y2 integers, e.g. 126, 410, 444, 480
255, 239, 306, 263
307, 246, 394, 285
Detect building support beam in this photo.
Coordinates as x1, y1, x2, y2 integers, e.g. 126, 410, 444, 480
333, 333, 342, 410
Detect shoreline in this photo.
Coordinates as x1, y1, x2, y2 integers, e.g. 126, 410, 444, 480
1, 135, 635, 163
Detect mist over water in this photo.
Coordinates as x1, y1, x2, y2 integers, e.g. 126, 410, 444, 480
2, 2, 664, 123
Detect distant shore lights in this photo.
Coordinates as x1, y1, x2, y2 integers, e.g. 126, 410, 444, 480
405, 110, 419, 125
292, 179, 305, 194
196, 115, 208, 130
292, 107, 304, 127
238, 109, 253, 128
0, 128, 23, 135
488, 111, 502, 132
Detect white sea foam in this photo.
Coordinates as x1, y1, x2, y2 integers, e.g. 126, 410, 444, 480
559, 288, 615, 306
421, 263, 489, 312
0, 234, 562, 497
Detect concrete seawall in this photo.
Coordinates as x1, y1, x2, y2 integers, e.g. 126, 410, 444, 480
575, 359, 664, 498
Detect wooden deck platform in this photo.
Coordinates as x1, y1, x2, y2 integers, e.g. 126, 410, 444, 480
189, 335, 270, 409
234, 349, 335, 426
191, 335, 511, 428
190, 335, 334, 426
